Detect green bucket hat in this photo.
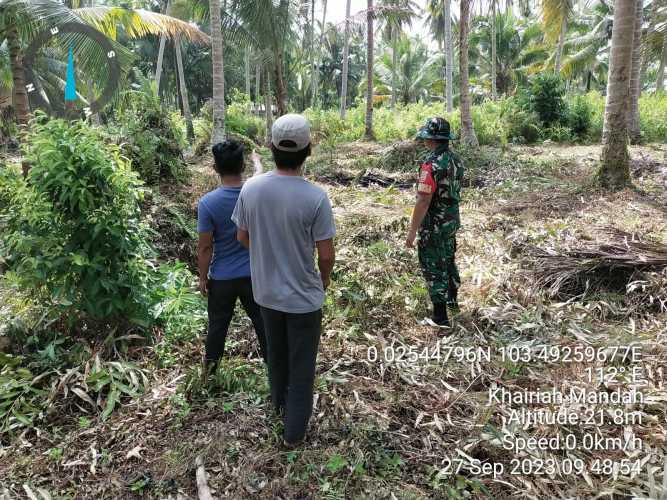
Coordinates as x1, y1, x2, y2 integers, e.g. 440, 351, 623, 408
416, 117, 456, 141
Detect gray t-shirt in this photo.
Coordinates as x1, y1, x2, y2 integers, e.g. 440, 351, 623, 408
231, 170, 336, 314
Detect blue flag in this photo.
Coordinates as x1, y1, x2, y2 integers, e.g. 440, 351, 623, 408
64, 46, 77, 101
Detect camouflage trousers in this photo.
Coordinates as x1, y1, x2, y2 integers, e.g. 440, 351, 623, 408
418, 233, 460, 305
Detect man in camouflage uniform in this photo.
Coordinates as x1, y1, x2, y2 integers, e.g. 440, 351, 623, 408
405, 118, 464, 327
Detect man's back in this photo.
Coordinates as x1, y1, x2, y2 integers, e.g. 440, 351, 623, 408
232, 170, 335, 314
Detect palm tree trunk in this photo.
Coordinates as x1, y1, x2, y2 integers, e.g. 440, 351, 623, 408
391, 27, 398, 108
155, 0, 170, 93
264, 68, 273, 144
174, 34, 194, 142
628, 0, 643, 144
459, 0, 478, 147
365, 0, 375, 140
155, 35, 167, 93
272, 0, 289, 116
272, 52, 288, 116
310, 0, 316, 108
255, 62, 261, 105
640, 0, 659, 84
210, 0, 226, 144
245, 49, 251, 97
657, 38, 667, 92
554, 16, 567, 74
340, 0, 352, 119
445, 0, 454, 113
7, 19, 30, 126
491, 0, 497, 99
599, 0, 635, 188
312, 0, 327, 108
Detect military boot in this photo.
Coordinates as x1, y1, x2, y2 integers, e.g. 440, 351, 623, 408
432, 303, 450, 327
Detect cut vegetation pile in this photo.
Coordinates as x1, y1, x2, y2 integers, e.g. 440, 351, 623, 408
524, 229, 667, 311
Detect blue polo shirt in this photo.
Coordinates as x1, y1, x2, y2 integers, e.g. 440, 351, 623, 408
197, 187, 250, 280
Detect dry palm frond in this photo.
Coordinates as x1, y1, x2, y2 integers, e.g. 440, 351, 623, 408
525, 230, 667, 300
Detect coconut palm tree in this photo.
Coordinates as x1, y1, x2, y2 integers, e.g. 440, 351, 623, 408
469, 14, 547, 96
377, 34, 440, 104
599, 0, 636, 188
1, 7, 30, 125
542, 0, 573, 73
426, 0, 455, 112
174, 33, 194, 141
0, 0, 207, 126
365, 0, 374, 140
340, 0, 352, 118
209, 0, 225, 143
658, 40, 667, 91
491, 0, 497, 99
559, 1, 612, 89
311, 0, 327, 108
234, 0, 294, 116
376, 0, 420, 108
459, 0, 478, 146
444, 0, 453, 112
155, 0, 171, 91
628, 0, 643, 144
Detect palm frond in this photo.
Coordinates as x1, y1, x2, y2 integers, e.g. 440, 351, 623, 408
75, 7, 209, 44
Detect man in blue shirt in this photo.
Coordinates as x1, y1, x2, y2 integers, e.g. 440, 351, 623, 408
197, 140, 266, 369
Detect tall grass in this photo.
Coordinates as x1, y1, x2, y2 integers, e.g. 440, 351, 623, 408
305, 92, 667, 146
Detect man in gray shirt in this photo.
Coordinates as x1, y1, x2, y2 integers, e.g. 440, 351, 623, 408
232, 114, 335, 447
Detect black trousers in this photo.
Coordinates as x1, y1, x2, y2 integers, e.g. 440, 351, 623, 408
206, 277, 267, 363
260, 306, 322, 444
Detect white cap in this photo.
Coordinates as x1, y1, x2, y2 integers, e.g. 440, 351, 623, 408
271, 114, 311, 152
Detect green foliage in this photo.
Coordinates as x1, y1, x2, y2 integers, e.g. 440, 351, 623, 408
149, 262, 207, 367
194, 92, 263, 156
86, 358, 149, 419
226, 90, 263, 141
639, 92, 667, 143
526, 73, 567, 126
307, 92, 667, 146
2, 116, 152, 323
0, 353, 47, 433
567, 95, 593, 139
114, 86, 186, 184
505, 107, 541, 144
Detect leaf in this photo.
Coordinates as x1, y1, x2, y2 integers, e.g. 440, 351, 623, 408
71, 387, 97, 409
102, 388, 119, 420
325, 453, 348, 474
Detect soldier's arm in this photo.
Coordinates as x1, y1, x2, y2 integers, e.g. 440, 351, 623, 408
406, 162, 436, 248
410, 192, 433, 230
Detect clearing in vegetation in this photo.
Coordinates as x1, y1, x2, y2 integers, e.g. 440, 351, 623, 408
2, 140, 665, 499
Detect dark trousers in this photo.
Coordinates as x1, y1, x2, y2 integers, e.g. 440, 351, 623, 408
260, 306, 322, 443
206, 277, 267, 363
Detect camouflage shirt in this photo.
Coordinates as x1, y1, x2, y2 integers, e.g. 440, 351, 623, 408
417, 145, 464, 241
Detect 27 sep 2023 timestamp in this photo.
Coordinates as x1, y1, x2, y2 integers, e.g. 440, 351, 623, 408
438, 456, 643, 480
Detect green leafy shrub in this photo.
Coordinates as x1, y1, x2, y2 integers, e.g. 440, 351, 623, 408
526, 73, 567, 126
0, 353, 47, 433
226, 90, 263, 141
149, 262, 207, 367
114, 87, 186, 184
567, 95, 593, 140
3, 116, 152, 323
542, 125, 574, 143
506, 108, 541, 144
194, 91, 263, 155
